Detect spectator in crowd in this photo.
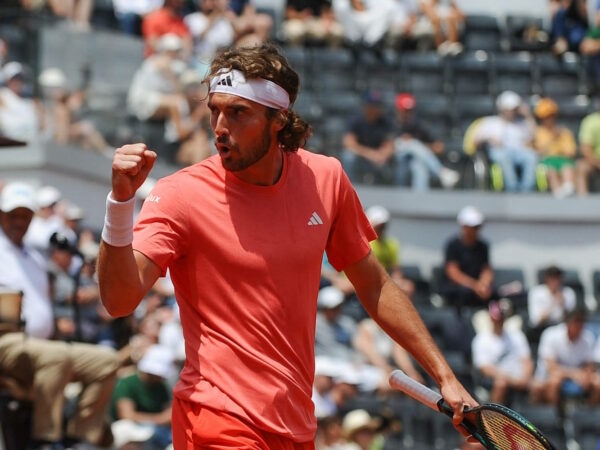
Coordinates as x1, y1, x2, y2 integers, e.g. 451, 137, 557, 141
533, 97, 578, 198
20, 0, 95, 31
394, 92, 460, 190
530, 307, 600, 406
281, 0, 344, 47
227, 0, 274, 48
471, 300, 534, 405
112, 0, 163, 36
111, 344, 175, 450
473, 90, 538, 192
441, 205, 495, 313
550, 0, 589, 55
0, 61, 42, 143
315, 414, 347, 450
0, 181, 119, 450
184, 0, 235, 68
141, 0, 193, 58
341, 409, 385, 450
331, 0, 395, 54
353, 316, 425, 384
127, 34, 188, 123
527, 264, 577, 347
365, 205, 414, 298
340, 89, 400, 185
163, 69, 213, 166
576, 99, 600, 195
387, 0, 436, 51
313, 356, 342, 419
418, 0, 465, 56
38, 67, 113, 156
24, 185, 73, 256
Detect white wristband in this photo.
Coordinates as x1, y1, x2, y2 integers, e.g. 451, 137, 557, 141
101, 192, 136, 247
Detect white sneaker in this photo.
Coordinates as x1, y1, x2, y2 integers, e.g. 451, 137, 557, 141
561, 182, 575, 197
448, 42, 464, 56
439, 167, 460, 188
437, 41, 452, 56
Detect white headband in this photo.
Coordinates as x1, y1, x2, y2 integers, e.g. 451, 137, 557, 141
209, 69, 290, 110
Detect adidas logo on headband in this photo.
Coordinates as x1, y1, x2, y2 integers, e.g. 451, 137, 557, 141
209, 69, 290, 109
216, 75, 232, 87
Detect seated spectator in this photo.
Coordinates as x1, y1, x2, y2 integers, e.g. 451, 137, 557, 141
527, 264, 577, 347
38, 67, 113, 156
533, 97, 578, 198
473, 90, 538, 192
184, 0, 235, 68
441, 205, 496, 313
471, 300, 534, 405
340, 90, 401, 185
164, 69, 213, 166
127, 34, 188, 123
281, 0, 344, 47
0, 61, 42, 143
20, 0, 94, 31
227, 0, 274, 48
365, 205, 415, 297
331, 0, 395, 53
141, 0, 193, 58
25, 185, 74, 256
387, 0, 436, 51
110, 344, 175, 450
0, 181, 119, 450
341, 409, 385, 450
394, 92, 460, 190
550, 0, 589, 55
575, 103, 600, 195
418, 0, 464, 55
315, 286, 387, 393
353, 317, 425, 384
112, 0, 163, 36
315, 414, 347, 449
530, 307, 599, 406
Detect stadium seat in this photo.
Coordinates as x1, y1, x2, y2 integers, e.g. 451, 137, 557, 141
399, 52, 449, 95
504, 14, 549, 52
308, 47, 356, 93
413, 94, 453, 142
534, 52, 588, 97
452, 95, 496, 137
446, 50, 494, 96
401, 264, 432, 310
462, 14, 504, 52
493, 52, 538, 97
555, 95, 592, 137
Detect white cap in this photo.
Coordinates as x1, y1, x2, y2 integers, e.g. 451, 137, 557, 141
157, 33, 183, 52
38, 67, 67, 89
342, 409, 381, 439
365, 205, 390, 227
2, 62, 24, 82
457, 205, 484, 227
1, 182, 38, 212
36, 186, 62, 208
496, 90, 521, 111
64, 203, 84, 221
138, 344, 175, 379
111, 420, 154, 448
317, 286, 345, 309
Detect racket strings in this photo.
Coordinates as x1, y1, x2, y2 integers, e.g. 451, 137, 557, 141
478, 410, 550, 450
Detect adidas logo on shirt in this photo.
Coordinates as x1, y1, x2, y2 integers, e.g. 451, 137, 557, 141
307, 212, 323, 226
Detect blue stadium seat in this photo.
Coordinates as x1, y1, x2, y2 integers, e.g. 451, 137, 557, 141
493, 52, 538, 97
447, 50, 494, 96
462, 14, 504, 52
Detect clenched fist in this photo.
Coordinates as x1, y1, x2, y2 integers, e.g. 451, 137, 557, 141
111, 143, 157, 202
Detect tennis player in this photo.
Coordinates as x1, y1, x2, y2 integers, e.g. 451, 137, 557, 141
98, 43, 477, 449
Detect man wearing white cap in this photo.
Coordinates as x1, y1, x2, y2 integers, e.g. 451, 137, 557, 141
99, 43, 477, 448
0, 181, 119, 449
473, 90, 538, 192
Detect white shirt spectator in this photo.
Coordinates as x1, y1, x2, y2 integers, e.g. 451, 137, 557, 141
185, 8, 235, 61
112, 0, 163, 15
528, 283, 576, 328
535, 322, 596, 379
0, 86, 40, 142
0, 229, 54, 339
472, 328, 531, 380
474, 116, 535, 150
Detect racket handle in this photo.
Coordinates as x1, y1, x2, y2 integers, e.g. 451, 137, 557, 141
389, 369, 443, 412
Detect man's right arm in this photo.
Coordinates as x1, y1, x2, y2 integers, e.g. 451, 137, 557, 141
98, 245, 161, 317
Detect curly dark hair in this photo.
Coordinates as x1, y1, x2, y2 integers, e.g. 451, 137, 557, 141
204, 43, 313, 153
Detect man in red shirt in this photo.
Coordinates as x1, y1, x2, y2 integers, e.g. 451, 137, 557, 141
141, 0, 192, 58
98, 43, 477, 448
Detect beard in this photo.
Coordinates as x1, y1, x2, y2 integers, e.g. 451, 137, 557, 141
217, 126, 273, 172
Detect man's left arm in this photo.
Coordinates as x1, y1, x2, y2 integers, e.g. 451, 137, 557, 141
344, 252, 478, 428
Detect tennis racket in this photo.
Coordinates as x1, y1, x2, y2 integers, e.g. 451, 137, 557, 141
389, 369, 557, 450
